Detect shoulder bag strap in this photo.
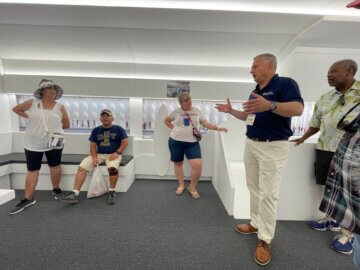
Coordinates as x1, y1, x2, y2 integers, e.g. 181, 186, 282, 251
185, 112, 195, 127
338, 101, 360, 125
39, 100, 49, 133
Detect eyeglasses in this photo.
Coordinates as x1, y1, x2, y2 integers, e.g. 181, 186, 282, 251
338, 95, 345, 106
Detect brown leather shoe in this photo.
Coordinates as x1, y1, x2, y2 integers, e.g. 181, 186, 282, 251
255, 240, 271, 266
234, 224, 258, 235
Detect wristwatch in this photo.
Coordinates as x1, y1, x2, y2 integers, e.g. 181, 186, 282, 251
116, 150, 122, 155
270, 101, 277, 112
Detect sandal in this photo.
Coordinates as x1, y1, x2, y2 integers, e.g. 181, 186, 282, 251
187, 186, 200, 199
175, 186, 185, 196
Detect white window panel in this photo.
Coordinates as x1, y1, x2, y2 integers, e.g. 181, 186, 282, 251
16, 94, 130, 132
143, 98, 314, 138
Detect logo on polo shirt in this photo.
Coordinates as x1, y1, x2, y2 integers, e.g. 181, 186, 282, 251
263, 92, 275, 96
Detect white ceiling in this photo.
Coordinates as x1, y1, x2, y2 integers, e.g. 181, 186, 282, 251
0, 1, 359, 81
0, 5, 321, 33
1, 0, 360, 16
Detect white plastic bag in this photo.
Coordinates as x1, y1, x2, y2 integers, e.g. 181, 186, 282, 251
87, 165, 109, 199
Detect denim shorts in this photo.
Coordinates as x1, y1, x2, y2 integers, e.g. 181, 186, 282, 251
25, 148, 63, 171
168, 138, 201, 162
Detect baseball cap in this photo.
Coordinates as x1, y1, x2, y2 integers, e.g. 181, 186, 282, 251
100, 109, 113, 116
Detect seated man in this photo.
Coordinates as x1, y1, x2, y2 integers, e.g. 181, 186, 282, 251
60, 109, 128, 205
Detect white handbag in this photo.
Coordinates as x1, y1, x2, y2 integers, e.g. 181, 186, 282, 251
39, 100, 65, 149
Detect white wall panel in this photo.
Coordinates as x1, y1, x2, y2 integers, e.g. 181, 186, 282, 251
134, 63, 252, 82
8, 94, 20, 132
0, 4, 119, 28
0, 133, 12, 155
134, 139, 153, 156
0, 0, 357, 16
298, 19, 360, 50
191, 81, 255, 100
0, 59, 3, 92
129, 98, 143, 139
112, 8, 320, 34
134, 132, 214, 179
0, 61, 13, 150
0, 4, 320, 34
4, 75, 137, 97
280, 47, 360, 102
0, 24, 134, 62
277, 143, 324, 220
3, 59, 252, 82
4, 59, 136, 78
10, 161, 135, 192
124, 28, 292, 67
0, 94, 12, 132
4, 74, 255, 100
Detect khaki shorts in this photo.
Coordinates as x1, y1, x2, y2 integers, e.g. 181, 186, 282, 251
79, 153, 122, 172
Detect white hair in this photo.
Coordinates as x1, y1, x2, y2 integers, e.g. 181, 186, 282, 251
254, 53, 277, 69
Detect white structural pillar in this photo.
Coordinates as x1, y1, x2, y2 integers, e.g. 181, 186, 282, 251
0, 58, 13, 135
153, 104, 171, 176
129, 97, 143, 139
0, 58, 15, 198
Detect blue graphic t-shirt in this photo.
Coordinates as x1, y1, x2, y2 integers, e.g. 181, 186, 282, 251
89, 125, 128, 154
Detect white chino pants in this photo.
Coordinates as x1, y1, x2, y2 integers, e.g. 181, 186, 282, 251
244, 138, 290, 244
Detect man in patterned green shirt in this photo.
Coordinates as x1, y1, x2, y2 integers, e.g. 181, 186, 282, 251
291, 59, 360, 255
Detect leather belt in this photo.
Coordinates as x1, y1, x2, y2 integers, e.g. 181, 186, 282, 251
248, 137, 287, 142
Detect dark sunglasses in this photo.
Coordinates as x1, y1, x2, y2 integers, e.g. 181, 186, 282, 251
338, 95, 345, 106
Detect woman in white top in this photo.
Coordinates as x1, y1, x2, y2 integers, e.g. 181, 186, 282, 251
9, 79, 70, 215
164, 93, 227, 199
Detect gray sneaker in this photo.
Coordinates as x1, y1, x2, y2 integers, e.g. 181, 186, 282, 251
59, 191, 80, 204
106, 191, 116, 205
9, 198, 36, 215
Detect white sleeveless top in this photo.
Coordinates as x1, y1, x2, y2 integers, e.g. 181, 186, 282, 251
23, 99, 64, 151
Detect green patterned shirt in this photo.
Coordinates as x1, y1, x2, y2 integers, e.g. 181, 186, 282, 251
310, 81, 360, 152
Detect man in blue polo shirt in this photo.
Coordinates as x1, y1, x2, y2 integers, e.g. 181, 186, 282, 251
216, 53, 304, 266
60, 109, 128, 205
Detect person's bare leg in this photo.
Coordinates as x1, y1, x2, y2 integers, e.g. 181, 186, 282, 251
73, 167, 89, 191
49, 165, 61, 189
109, 175, 118, 189
24, 171, 39, 199
188, 159, 202, 192
174, 161, 185, 188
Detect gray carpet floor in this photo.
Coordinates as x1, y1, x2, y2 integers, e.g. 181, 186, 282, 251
0, 179, 356, 270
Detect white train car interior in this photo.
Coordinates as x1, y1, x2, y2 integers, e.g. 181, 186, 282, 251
0, 1, 359, 269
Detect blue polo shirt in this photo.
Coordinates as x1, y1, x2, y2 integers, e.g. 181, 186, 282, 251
246, 74, 303, 141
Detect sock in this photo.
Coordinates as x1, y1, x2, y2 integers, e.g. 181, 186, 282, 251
109, 188, 115, 192
73, 190, 80, 196
340, 228, 353, 237
53, 187, 61, 194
